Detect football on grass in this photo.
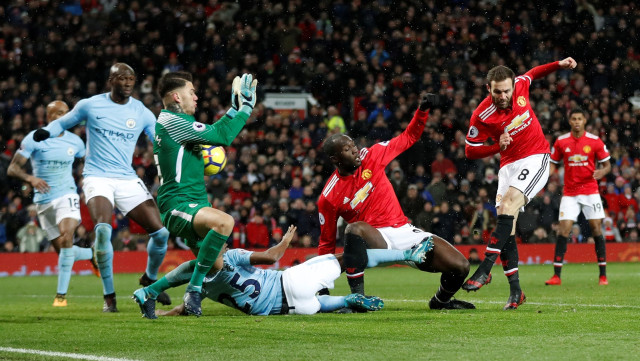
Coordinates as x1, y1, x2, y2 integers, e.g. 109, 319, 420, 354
201, 145, 227, 175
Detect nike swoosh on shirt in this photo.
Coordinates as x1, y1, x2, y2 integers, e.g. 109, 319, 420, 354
97, 116, 107, 119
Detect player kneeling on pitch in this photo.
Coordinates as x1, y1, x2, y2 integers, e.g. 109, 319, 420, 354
133, 226, 432, 318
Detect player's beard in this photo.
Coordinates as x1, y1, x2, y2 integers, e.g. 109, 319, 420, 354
493, 96, 511, 109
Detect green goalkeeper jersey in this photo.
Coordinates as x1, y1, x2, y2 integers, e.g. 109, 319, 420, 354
153, 109, 248, 213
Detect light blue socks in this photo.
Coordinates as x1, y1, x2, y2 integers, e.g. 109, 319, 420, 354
145, 227, 169, 280
366, 249, 407, 268
72, 245, 92, 261
317, 295, 348, 312
56, 247, 74, 295
94, 223, 114, 295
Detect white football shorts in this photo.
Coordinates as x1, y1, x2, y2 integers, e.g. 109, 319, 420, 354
83, 176, 153, 215
377, 223, 434, 250
36, 193, 81, 241
559, 194, 605, 221
496, 153, 550, 211
282, 254, 341, 315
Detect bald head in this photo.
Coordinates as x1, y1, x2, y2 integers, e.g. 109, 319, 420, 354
46, 101, 69, 123
109, 63, 135, 79
108, 63, 136, 103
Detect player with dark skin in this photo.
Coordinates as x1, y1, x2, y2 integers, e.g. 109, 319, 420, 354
325, 136, 470, 276
8, 101, 75, 253
552, 112, 611, 244
87, 64, 163, 237
318, 94, 474, 310
545, 109, 611, 285
33, 63, 172, 311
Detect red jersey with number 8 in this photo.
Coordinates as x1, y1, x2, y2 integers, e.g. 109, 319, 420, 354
317, 110, 429, 255
466, 62, 561, 166
550, 132, 610, 196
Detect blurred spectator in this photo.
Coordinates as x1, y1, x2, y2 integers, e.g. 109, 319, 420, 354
468, 248, 482, 265
17, 221, 47, 253
528, 227, 550, 243
426, 172, 446, 206
431, 149, 457, 177
401, 184, 425, 223
432, 202, 462, 244
569, 224, 585, 244
602, 217, 622, 242
325, 106, 345, 134
245, 214, 270, 248
415, 202, 435, 233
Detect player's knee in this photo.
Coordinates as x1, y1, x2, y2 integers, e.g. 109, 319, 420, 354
58, 231, 74, 248
212, 212, 234, 235
94, 223, 113, 251
453, 253, 470, 277
150, 227, 170, 245
344, 222, 367, 237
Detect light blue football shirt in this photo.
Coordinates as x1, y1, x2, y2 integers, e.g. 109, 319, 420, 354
202, 249, 284, 316
44, 93, 155, 179
18, 131, 85, 204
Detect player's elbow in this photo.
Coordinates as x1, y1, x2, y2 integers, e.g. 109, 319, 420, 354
465, 146, 478, 160
260, 252, 279, 265
7, 164, 19, 178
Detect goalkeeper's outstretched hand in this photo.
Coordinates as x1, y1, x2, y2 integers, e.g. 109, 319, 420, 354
419, 93, 440, 111
238, 73, 258, 110
33, 129, 50, 142
230, 76, 241, 111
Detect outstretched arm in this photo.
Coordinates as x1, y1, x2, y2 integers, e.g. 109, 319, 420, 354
525, 57, 576, 80
249, 225, 296, 265
377, 94, 438, 165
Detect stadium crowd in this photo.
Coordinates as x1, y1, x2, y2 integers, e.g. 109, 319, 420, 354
1, 0, 639, 253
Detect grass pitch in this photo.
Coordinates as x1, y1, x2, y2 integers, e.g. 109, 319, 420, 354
1, 263, 639, 361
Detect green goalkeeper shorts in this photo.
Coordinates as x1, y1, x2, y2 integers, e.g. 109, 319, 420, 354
161, 202, 209, 250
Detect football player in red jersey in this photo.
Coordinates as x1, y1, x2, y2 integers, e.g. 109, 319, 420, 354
545, 108, 611, 286
317, 94, 475, 310
462, 57, 577, 310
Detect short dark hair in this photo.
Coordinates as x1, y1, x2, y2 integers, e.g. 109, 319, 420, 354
569, 107, 587, 118
322, 133, 345, 157
487, 65, 515, 84
157, 71, 193, 98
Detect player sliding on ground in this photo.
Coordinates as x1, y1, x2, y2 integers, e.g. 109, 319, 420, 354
133, 225, 433, 318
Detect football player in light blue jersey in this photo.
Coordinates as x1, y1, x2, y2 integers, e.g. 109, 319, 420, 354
32, 63, 172, 312
8, 101, 98, 307
134, 226, 434, 318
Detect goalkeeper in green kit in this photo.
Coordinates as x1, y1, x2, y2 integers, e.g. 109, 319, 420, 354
145, 71, 257, 316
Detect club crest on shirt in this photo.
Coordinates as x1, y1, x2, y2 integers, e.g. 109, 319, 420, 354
67, 147, 74, 156
126, 119, 136, 129
517, 96, 526, 107
362, 169, 372, 180
583, 145, 591, 153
